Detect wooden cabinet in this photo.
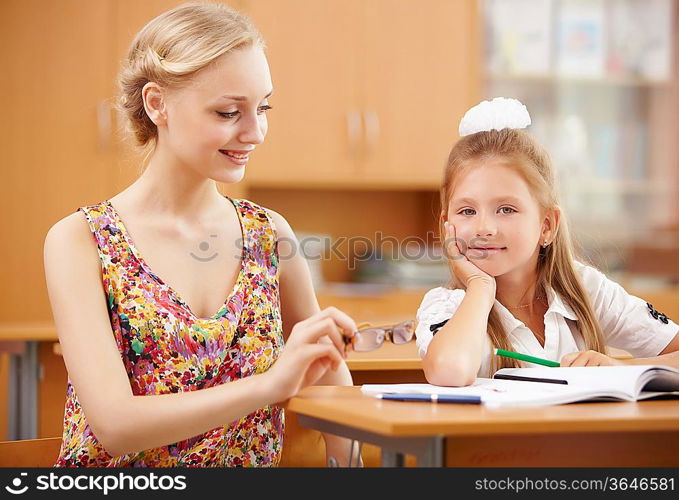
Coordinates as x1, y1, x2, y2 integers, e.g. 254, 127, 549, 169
0, 0, 117, 322
242, 0, 363, 187
360, 1, 480, 187
243, 0, 480, 189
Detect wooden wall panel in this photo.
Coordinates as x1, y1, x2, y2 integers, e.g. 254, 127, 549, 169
361, 0, 481, 186
0, 0, 117, 322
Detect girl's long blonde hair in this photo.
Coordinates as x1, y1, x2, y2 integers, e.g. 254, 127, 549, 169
116, 1, 263, 162
440, 129, 606, 372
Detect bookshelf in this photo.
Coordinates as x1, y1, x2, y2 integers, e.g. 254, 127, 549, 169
482, 0, 679, 281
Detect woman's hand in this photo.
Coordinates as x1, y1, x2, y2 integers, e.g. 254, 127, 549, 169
444, 221, 496, 295
560, 350, 625, 367
263, 307, 356, 404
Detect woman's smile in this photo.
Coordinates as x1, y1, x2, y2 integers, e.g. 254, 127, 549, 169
219, 149, 251, 165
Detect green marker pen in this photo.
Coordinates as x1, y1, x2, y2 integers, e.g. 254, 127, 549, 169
494, 348, 560, 367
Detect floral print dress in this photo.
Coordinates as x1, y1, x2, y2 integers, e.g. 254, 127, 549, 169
55, 197, 284, 467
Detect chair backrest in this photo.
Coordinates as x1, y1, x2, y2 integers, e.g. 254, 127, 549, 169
0, 437, 62, 467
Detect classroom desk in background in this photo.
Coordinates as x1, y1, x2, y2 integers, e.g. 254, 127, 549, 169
285, 386, 679, 467
345, 340, 426, 384
0, 323, 55, 440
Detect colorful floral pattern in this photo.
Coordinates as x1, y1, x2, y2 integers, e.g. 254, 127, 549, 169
55, 197, 284, 467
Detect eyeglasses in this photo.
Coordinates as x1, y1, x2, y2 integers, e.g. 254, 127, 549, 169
344, 319, 416, 353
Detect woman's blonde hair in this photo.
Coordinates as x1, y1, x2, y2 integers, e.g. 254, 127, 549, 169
116, 1, 263, 161
440, 128, 606, 372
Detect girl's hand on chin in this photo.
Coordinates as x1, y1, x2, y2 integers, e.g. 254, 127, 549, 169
444, 221, 496, 293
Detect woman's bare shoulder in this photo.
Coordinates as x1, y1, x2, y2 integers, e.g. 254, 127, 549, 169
44, 210, 100, 268
48, 209, 89, 232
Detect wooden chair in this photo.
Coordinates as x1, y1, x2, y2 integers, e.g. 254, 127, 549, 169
0, 437, 61, 467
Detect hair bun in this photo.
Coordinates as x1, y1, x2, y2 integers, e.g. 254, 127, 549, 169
458, 97, 531, 137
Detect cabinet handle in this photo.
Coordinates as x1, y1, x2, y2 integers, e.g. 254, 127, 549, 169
363, 109, 380, 157
346, 109, 362, 159
97, 100, 112, 152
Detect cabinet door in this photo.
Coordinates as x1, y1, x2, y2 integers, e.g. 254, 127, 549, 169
0, 0, 116, 321
242, 0, 362, 187
359, 0, 480, 188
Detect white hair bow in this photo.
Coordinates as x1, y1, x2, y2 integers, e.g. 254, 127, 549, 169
458, 97, 531, 137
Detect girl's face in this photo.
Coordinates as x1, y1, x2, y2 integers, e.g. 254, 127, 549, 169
158, 44, 273, 183
446, 158, 548, 278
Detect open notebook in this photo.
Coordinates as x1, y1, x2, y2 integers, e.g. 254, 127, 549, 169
361, 365, 679, 408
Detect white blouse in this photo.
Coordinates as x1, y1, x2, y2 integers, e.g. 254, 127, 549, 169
415, 261, 678, 378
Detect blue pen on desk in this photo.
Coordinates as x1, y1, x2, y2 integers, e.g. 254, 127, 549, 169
378, 393, 482, 404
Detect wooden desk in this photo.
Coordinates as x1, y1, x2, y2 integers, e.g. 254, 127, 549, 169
345, 341, 426, 387
0, 324, 51, 440
346, 341, 421, 371
286, 386, 679, 467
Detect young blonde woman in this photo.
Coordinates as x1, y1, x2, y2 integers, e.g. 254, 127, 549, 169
416, 97, 679, 387
44, 2, 359, 467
